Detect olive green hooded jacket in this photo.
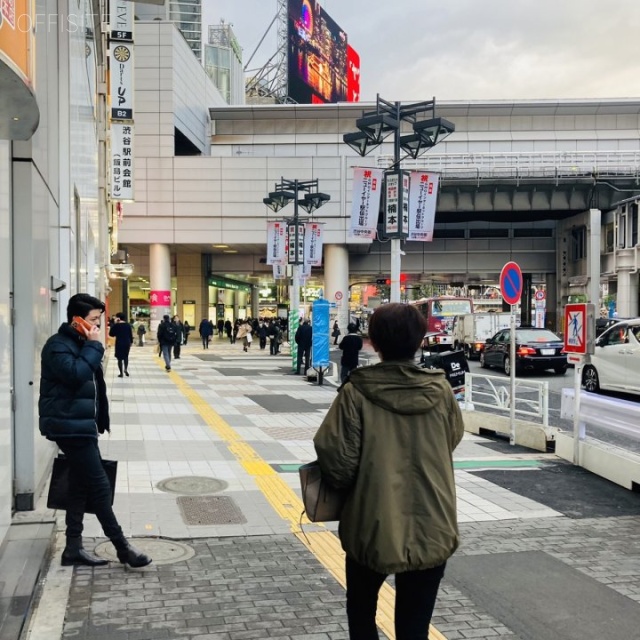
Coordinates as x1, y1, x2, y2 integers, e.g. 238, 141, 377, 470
314, 360, 464, 575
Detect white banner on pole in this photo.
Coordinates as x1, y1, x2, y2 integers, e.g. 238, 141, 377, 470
273, 264, 288, 280
408, 172, 440, 242
300, 262, 311, 284
304, 222, 323, 267
348, 167, 384, 240
266, 221, 287, 265
110, 123, 134, 201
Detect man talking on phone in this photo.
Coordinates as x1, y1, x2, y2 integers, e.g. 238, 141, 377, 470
39, 293, 151, 568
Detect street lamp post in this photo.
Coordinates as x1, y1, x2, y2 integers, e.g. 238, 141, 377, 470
263, 178, 330, 369
343, 95, 455, 303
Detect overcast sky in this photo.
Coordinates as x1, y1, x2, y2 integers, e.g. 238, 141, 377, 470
204, 0, 640, 102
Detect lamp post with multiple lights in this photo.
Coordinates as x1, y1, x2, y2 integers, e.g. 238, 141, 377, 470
343, 95, 455, 303
263, 178, 330, 368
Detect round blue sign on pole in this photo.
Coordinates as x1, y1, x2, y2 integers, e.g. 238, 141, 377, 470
500, 261, 523, 305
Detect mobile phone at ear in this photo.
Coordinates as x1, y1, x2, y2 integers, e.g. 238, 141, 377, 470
71, 316, 93, 335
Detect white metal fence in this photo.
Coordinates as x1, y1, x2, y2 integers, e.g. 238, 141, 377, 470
464, 372, 550, 427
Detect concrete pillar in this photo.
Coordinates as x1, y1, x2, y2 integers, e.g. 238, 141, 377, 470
617, 269, 635, 317
588, 209, 602, 309
149, 243, 171, 333
251, 287, 259, 318
324, 244, 350, 333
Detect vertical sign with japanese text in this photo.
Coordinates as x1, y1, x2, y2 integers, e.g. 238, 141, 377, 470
266, 221, 287, 265
349, 167, 384, 240
303, 222, 323, 267
384, 170, 409, 238
408, 171, 439, 241
288, 223, 305, 265
110, 123, 134, 201
109, 42, 134, 120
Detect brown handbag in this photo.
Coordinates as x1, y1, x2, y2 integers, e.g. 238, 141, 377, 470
299, 460, 347, 522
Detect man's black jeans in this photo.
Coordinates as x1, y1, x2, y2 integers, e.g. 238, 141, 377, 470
56, 438, 124, 542
345, 556, 446, 639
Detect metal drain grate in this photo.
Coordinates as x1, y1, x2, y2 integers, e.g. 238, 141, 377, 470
94, 538, 195, 566
177, 495, 247, 525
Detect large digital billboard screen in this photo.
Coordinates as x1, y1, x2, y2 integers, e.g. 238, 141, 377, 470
287, 0, 359, 104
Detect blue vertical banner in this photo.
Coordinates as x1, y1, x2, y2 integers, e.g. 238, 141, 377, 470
312, 298, 330, 369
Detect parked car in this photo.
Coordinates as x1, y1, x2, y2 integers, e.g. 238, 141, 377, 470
480, 327, 567, 375
582, 318, 640, 395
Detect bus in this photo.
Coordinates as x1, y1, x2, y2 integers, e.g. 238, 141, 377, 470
411, 296, 474, 351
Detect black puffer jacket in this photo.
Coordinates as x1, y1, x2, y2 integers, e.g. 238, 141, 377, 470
39, 323, 110, 440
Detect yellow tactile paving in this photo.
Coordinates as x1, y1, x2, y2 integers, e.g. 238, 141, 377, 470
161, 359, 446, 640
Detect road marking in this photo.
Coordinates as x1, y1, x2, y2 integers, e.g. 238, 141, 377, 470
162, 359, 447, 640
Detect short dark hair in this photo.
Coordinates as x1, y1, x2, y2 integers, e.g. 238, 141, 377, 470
66, 293, 105, 323
347, 322, 357, 333
368, 303, 426, 361
115, 312, 127, 322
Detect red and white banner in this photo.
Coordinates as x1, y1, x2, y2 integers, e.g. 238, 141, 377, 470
348, 167, 384, 240
266, 221, 287, 265
304, 222, 323, 267
408, 172, 439, 242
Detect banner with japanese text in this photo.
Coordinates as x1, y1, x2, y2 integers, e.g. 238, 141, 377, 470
273, 264, 288, 279
408, 172, 439, 242
348, 167, 384, 240
266, 221, 287, 265
110, 123, 134, 201
303, 222, 323, 267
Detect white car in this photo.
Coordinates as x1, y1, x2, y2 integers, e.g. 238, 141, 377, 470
582, 318, 640, 396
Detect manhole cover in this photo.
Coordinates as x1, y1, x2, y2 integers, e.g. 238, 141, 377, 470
94, 538, 195, 566
177, 496, 247, 525
156, 476, 228, 495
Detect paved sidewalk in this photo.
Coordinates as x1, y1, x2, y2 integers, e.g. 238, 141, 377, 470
23, 339, 640, 640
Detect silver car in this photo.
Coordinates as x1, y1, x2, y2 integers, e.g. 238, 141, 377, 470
582, 318, 640, 396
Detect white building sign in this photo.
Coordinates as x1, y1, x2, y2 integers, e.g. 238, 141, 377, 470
110, 42, 134, 120
110, 0, 134, 41
110, 123, 134, 201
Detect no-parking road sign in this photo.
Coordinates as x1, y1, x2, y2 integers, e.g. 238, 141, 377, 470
500, 261, 523, 306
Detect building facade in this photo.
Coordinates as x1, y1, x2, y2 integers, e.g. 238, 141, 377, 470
0, 0, 111, 550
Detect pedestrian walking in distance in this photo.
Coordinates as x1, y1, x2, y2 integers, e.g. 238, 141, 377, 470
39, 293, 151, 568
198, 318, 212, 349
339, 322, 363, 384
157, 314, 176, 371
295, 318, 312, 375
109, 312, 133, 378
314, 303, 464, 638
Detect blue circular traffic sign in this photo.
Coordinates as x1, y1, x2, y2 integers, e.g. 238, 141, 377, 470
500, 261, 523, 305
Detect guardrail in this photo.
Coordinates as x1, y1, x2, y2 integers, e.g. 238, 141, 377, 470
377, 150, 640, 182
464, 372, 550, 427
560, 388, 640, 442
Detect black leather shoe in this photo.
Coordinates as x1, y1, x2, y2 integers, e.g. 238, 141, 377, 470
61, 548, 108, 567
116, 542, 152, 568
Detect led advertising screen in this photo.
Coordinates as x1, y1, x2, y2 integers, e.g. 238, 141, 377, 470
287, 0, 358, 104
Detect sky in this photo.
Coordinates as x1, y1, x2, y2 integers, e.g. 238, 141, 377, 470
203, 0, 640, 102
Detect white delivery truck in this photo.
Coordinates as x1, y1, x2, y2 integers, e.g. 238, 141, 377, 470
452, 312, 512, 359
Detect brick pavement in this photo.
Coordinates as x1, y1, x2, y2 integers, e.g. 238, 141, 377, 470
24, 339, 640, 640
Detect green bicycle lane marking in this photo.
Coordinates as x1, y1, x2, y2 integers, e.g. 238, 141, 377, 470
273, 459, 543, 473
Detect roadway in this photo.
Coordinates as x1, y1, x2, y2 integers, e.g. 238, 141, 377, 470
329, 341, 640, 454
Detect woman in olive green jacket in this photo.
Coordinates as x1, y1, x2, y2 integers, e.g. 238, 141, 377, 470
314, 303, 464, 639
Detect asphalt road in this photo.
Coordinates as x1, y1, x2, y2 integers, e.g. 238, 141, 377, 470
465, 357, 640, 454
